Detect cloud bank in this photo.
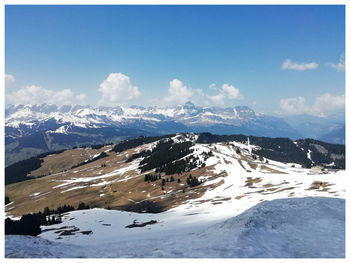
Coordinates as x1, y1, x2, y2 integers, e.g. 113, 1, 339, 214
5, 73, 242, 108
6, 85, 86, 106
280, 93, 344, 117
164, 79, 242, 106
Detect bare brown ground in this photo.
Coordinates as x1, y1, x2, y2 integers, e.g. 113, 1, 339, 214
5, 145, 223, 217
259, 165, 287, 174
5, 142, 297, 217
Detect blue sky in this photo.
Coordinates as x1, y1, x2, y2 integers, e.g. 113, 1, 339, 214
5, 5, 345, 116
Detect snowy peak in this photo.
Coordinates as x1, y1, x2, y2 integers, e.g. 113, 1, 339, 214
4, 103, 303, 166
183, 101, 197, 110
5, 103, 259, 128
6, 102, 299, 140
5, 102, 274, 138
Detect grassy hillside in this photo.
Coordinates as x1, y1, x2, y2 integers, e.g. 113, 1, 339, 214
5, 133, 345, 218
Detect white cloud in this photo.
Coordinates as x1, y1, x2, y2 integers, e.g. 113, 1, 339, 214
6, 85, 87, 106
75, 93, 86, 104
280, 97, 307, 115
98, 73, 140, 106
208, 83, 241, 105
311, 93, 345, 117
164, 80, 242, 106
329, 54, 345, 72
209, 83, 217, 90
280, 93, 344, 117
282, 59, 318, 71
164, 79, 194, 104
208, 93, 225, 106
191, 88, 213, 106
5, 74, 15, 84
5, 74, 16, 92
221, 84, 240, 99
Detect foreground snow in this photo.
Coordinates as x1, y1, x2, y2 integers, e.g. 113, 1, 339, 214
5, 197, 345, 258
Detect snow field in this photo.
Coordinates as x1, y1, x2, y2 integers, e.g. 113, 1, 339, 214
7, 197, 345, 258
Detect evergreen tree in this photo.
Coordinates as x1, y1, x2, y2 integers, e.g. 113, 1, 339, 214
5, 196, 10, 205
43, 207, 50, 216
186, 175, 201, 187
77, 202, 90, 210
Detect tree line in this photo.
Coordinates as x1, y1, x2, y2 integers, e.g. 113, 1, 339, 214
139, 139, 195, 173
198, 133, 345, 169
71, 152, 108, 169
5, 202, 90, 236
113, 135, 173, 153
5, 149, 65, 185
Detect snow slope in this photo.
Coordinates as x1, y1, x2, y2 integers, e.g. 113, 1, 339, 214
5, 197, 345, 258
32, 137, 345, 210
4, 135, 346, 258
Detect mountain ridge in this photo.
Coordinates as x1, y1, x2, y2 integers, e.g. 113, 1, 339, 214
5, 102, 288, 129
5, 133, 346, 258
5, 102, 344, 166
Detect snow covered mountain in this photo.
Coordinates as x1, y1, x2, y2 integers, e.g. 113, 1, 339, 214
5, 102, 300, 136
5, 102, 301, 166
5, 133, 346, 258
5, 133, 345, 215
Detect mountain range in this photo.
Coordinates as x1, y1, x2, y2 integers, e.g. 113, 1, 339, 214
5, 102, 345, 166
